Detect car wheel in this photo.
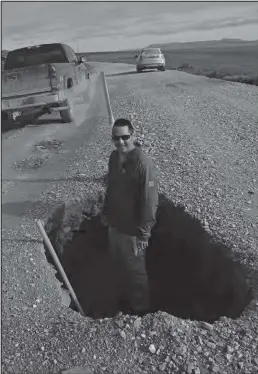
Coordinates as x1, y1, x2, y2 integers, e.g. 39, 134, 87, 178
161, 66, 166, 71
60, 100, 75, 123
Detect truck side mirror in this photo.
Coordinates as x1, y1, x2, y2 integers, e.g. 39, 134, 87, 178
79, 56, 87, 64
134, 54, 138, 59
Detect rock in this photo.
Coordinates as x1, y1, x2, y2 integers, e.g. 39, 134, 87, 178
149, 344, 156, 354
201, 322, 214, 331
169, 361, 175, 368
192, 369, 201, 374
237, 352, 243, 359
226, 345, 234, 354
120, 330, 126, 339
203, 219, 209, 228
187, 363, 194, 374
159, 362, 167, 371
199, 365, 210, 374
206, 342, 216, 350
196, 336, 203, 345
62, 367, 93, 374
252, 358, 258, 366
115, 320, 123, 329
177, 346, 187, 355
134, 317, 141, 330
187, 363, 201, 374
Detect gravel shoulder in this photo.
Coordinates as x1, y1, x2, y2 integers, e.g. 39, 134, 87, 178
2, 62, 258, 374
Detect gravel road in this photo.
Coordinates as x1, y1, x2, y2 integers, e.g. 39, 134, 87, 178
2, 62, 258, 374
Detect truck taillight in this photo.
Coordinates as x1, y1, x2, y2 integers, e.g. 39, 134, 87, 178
49, 65, 56, 76
49, 64, 59, 91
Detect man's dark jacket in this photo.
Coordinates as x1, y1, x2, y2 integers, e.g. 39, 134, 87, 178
103, 146, 158, 240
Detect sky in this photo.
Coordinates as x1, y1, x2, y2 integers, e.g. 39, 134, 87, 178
2, 1, 258, 52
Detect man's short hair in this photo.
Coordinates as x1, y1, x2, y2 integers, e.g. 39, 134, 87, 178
112, 118, 134, 134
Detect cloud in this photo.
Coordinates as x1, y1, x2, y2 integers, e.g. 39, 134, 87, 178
115, 14, 258, 38
2, 2, 258, 51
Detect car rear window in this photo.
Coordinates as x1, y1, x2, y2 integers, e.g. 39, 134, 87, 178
5, 44, 68, 69
141, 48, 161, 55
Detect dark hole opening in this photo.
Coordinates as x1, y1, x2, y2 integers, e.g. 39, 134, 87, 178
45, 193, 253, 322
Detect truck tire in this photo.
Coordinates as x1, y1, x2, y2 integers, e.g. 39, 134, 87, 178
60, 100, 74, 123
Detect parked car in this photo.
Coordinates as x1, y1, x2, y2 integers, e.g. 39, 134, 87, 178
2, 43, 89, 124
135, 48, 166, 73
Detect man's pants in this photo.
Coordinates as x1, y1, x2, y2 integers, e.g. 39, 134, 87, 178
108, 226, 149, 313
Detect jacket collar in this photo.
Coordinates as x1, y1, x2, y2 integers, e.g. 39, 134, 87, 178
115, 145, 141, 162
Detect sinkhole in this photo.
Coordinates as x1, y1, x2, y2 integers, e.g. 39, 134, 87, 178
44, 193, 253, 323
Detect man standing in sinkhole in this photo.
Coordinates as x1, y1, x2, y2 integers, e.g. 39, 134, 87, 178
102, 118, 158, 315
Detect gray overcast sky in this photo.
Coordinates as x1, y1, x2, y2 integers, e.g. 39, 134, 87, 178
2, 1, 258, 51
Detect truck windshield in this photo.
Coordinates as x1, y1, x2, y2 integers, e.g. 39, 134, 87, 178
5, 44, 68, 69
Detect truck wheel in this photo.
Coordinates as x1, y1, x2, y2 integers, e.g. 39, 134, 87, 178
137, 67, 142, 73
60, 101, 74, 123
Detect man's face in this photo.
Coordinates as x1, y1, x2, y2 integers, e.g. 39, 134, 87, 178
112, 125, 135, 154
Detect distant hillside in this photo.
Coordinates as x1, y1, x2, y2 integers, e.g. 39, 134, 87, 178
147, 38, 258, 51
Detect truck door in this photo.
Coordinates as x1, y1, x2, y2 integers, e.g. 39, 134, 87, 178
64, 45, 79, 84
69, 47, 87, 81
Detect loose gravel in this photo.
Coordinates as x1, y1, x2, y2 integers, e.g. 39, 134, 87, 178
2, 63, 258, 374
13, 156, 50, 171
34, 140, 63, 152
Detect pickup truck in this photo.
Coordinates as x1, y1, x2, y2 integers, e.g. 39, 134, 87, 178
2, 43, 89, 123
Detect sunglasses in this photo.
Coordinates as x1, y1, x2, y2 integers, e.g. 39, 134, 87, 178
112, 134, 131, 141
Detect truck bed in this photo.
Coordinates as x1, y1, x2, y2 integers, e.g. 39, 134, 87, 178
2, 64, 52, 98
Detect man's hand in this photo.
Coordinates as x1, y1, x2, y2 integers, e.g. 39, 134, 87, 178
135, 238, 149, 257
